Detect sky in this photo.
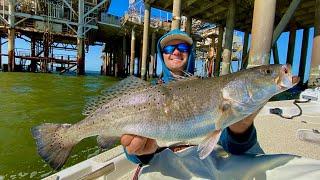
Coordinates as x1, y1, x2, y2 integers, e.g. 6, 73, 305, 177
0, 0, 315, 82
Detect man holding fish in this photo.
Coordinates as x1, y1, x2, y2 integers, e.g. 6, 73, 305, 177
121, 29, 259, 164
31, 28, 300, 173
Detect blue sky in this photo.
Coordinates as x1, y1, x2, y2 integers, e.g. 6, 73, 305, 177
0, 0, 315, 82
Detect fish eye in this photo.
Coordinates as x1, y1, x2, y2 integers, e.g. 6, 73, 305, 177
266, 69, 272, 74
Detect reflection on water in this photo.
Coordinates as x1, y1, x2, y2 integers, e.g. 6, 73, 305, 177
0, 72, 119, 179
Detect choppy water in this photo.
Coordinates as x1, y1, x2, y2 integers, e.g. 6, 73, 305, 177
0, 72, 119, 179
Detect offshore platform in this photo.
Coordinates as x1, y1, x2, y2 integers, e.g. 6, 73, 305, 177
0, 0, 319, 87
0, 0, 111, 74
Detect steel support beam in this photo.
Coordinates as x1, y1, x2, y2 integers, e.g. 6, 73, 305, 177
299, 28, 310, 85
221, 0, 235, 75
13, 12, 98, 30
30, 37, 37, 72
248, 0, 276, 67
77, 0, 85, 75
172, 0, 182, 30
185, 16, 192, 35
8, 0, 15, 72
62, 0, 78, 18
149, 31, 156, 78
272, 0, 302, 45
308, 0, 320, 87
141, 2, 151, 79
214, 26, 224, 76
272, 43, 280, 64
189, 0, 224, 17
286, 25, 297, 65
241, 32, 249, 69
84, 0, 109, 18
122, 35, 127, 76
130, 27, 136, 75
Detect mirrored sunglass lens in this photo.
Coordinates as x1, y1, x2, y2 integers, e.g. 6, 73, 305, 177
163, 45, 175, 54
177, 44, 190, 52
163, 43, 190, 54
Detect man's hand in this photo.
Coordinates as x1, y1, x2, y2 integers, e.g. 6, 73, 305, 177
121, 134, 158, 155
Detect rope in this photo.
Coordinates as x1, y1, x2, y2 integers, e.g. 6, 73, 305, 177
269, 99, 311, 119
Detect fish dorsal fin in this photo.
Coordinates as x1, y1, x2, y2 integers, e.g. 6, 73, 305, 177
197, 129, 222, 159
167, 72, 199, 83
82, 76, 150, 116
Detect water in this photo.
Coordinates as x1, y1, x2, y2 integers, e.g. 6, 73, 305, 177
0, 72, 119, 179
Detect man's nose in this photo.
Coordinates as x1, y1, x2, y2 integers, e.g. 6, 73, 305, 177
172, 48, 180, 55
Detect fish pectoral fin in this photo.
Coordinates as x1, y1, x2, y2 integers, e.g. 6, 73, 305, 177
197, 129, 222, 159
97, 135, 120, 149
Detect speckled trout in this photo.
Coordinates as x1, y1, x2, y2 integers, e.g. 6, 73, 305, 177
32, 64, 299, 170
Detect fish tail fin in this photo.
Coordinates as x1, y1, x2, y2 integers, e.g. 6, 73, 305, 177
31, 123, 76, 170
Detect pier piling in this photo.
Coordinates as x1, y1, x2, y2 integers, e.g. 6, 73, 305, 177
130, 27, 136, 75
299, 28, 310, 85
8, 0, 16, 72
172, 0, 182, 30
248, 0, 276, 67
221, 0, 235, 75
308, 0, 320, 87
141, 2, 151, 80
287, 24, 297, 65
214, 25, 224, 77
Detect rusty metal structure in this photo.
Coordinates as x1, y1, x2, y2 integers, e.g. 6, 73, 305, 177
0, 0, 110, 74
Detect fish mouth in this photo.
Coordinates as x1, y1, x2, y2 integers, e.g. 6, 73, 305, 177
292, 76, 300, 85
277, 64, 299, 89
278, 76, 300, 89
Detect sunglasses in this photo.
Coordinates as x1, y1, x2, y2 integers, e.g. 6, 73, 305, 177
162, 43, 191, 54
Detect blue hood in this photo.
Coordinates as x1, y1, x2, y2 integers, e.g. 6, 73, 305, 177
157, 29, 195, 83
